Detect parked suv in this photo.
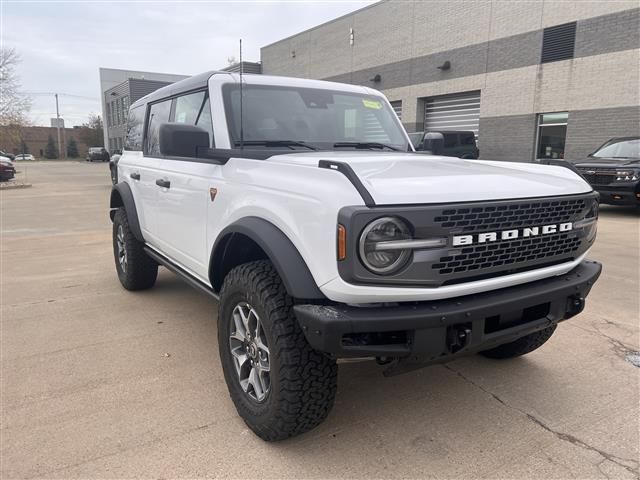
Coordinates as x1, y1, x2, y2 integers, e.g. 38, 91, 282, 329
409, 130, 479, 158
86, 147, 109, 162
572, 137, 640, 205
110, 71, 601, 441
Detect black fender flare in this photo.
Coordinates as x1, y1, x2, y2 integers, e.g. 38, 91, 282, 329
109, 182, 144, 242
211, 217, 325, 300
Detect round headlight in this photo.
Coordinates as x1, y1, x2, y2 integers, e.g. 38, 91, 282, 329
359, 217, 412, 274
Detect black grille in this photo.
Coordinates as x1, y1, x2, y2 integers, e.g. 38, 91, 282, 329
433, 198, 586, 233
579, 170, 615, 186
541, 22, 576, 63
433, 233, 581, 275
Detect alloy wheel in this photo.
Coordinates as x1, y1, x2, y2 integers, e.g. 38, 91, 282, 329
116, 225, 127, 272
229, 302, 271, 402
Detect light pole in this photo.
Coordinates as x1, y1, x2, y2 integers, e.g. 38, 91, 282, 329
54, 93, 64, 159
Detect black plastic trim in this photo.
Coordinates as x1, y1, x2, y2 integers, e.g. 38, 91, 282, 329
210, 217, 325, 300
144, 247, 219, 300
318, 159, 375, 206
294, 260, 602, 363
109, 182, 144, 242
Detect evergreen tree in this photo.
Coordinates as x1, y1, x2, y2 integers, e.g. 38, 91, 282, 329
44, 134, 58, 159
66, 137, 78, 158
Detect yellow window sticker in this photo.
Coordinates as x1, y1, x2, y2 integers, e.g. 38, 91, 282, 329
362, 99, 382, 109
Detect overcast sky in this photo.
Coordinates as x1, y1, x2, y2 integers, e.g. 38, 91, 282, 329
4, 1, 373, 127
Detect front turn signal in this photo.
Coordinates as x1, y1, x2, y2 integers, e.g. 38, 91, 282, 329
337, 224, 347, 261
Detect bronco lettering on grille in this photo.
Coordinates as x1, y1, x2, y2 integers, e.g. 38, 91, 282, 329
452, 222, 573, 246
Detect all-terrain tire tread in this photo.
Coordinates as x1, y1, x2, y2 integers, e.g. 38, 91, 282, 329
113, 207, 157, 291
219, 260, 337, 441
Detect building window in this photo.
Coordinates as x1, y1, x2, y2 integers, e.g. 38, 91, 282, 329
541, 22, 576, 63
536, 112, 568, 160
390, 101, 402, 121
122, 96, 129, 123
116, 99, 121, 126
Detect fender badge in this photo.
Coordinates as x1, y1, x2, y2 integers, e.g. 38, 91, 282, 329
209, 187, 218, 202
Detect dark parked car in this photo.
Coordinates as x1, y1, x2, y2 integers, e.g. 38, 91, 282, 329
0, 156, 16, 181
86, 147, 110, 162
409, 130, 479, 159
572, 137, 640, 206
0, 150, 15, 161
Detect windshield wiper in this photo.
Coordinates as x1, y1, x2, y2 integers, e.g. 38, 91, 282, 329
333, 142, 400, 151
235, 140, 316, 150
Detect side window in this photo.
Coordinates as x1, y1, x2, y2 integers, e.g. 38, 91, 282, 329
460, 133, 476, 145
196, 97, 214, 147
443, 133, 457, 148
145, 100, 172, 155
174, 91, 205, 124
174, 90, 214, 147
124, 105, 145, 151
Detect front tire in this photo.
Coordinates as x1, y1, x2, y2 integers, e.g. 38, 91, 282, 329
218, 260, 338, 441
480, 325, 557, 359
112, 208, 157, 290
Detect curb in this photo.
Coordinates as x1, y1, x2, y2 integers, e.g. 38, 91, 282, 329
0, 183, 33, 190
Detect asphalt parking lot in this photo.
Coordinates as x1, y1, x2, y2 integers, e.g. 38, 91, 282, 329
1, 161, 638, 479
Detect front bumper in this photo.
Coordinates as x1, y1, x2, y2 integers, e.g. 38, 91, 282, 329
592, 183, 640, 205
295, 261, 602, 372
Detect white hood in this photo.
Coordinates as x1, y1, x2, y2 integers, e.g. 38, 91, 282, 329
267, 152, 592, 205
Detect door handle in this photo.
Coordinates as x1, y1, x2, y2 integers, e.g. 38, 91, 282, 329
155, 178, 171, 189
130, 172, 140, 180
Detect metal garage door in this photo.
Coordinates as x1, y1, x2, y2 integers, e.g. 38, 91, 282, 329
424, 91, 480, 136
390, 101, 402, 121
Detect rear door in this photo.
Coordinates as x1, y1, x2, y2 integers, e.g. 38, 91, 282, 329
118, 103, 160, 239
152, 90, 217, 279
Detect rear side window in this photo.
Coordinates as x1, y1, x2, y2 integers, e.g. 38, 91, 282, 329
124, 105, 145, 151
145, 100, 172, 155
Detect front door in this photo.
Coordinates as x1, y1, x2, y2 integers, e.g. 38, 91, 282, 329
152, 91, 216, 281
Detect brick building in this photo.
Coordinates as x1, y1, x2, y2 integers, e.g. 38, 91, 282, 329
0, 125, 92, 158
260, 1, 640, 161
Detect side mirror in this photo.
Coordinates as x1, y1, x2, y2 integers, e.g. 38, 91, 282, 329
159, 123, 209, 158
423, 132, 444, 155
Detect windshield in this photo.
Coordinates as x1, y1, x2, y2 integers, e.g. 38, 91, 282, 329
223, 84, 409, 151
592, 138, 640, 159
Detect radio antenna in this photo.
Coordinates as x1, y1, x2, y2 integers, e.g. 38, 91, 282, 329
239, 38, 244, 150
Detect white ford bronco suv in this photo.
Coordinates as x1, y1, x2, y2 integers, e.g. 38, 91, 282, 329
110, 71, 601, 441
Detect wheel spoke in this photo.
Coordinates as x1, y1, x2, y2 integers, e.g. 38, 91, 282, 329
249, 367, 265, 401
229, 302, 270, 403
239, 306, 251, 336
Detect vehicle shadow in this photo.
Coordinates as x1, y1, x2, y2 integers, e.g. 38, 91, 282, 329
148, 273, 598, 476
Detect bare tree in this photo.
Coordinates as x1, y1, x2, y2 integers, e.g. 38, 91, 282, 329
0, 48, 31, 147
0, 48, 31, 127
78, 113, 104, 147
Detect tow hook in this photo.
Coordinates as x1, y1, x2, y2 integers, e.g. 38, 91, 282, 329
566, 296, 585, 318
446, 323, 472, 354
